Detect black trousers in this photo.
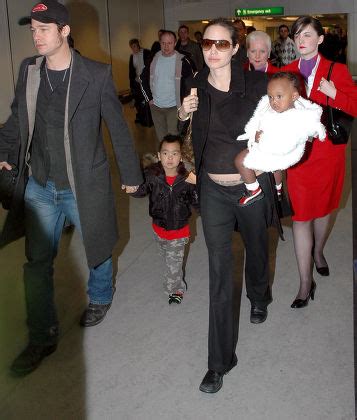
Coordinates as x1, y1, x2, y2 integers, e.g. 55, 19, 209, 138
200, 171, 272, 374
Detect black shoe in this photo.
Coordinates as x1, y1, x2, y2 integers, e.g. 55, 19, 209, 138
199, 370, 224, 393
80, 303, 111, 327
311, 247, 329, 276
168, 293, 183, 304
291, 280, 316, 308
11, 343, 57, 375
316, 265, 329, 276
250, 305, 268, 324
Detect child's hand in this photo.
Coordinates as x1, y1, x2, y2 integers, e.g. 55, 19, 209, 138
255, 130, 263, 142
185, 171, 197, 184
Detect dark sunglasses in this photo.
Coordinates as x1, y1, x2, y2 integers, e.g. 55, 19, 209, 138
201, 39, 233, 51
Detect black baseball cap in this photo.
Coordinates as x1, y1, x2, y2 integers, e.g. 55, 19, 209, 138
19, 0, 69, 26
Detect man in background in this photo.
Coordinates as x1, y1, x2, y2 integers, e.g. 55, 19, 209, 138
141, 30, 194, 145
176, 25, 203, 71
150, 29, 165, 57
272, 24, 299, 67
129, 38, 151, 124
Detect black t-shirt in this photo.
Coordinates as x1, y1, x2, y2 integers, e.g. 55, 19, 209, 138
31, 65, 70, 189
203, 83, 246, 174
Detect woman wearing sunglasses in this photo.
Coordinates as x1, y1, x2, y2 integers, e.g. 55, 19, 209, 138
178, 18, 276, 394
281, 16, 357, 309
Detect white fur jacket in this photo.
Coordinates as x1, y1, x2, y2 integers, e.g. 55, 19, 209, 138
237, 95, 326, 172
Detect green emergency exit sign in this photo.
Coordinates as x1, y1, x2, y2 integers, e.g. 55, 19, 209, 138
235, 7, 284, 17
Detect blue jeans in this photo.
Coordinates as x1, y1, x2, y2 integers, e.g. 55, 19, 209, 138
24, 176, 113, 345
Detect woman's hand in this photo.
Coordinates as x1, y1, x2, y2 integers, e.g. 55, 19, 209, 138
318, 77, 337, 100
179, 88, 198, 120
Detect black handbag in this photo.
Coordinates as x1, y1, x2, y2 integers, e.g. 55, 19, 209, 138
326, 62, 354, 145
0, 165, 18, 210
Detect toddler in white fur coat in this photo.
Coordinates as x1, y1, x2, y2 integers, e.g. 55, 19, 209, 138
235, 72, 326, 206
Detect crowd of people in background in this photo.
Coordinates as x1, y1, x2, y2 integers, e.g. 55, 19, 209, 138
0, 0, 356, 397
128, 18, 348, 131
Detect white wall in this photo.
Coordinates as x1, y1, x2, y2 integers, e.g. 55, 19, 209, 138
0, 1, 15, 121
0, 0, 36, 122
108, 0, 164, 90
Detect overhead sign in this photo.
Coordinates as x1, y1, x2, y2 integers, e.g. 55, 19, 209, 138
235, 7, 284, 17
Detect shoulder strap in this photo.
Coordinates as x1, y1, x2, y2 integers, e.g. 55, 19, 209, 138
327, 62, 335, 81
326, 62, 335, 106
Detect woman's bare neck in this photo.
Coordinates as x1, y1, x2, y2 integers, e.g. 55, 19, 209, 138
208, 68, 231, 92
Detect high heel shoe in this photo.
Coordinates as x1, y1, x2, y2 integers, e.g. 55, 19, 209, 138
291, 280, 316, 309
316, 265, 329, 276
311, 246, 330, 276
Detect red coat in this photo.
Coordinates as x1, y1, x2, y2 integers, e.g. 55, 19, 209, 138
283, 55, 357, 221
244, 61, 278, 77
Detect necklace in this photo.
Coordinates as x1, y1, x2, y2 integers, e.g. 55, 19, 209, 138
208, 74, 230, 92
45, 65, 69, 92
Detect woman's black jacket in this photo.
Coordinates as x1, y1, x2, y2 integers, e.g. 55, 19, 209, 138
131, 162, 199, 230
184, 57, 268, 176
183, 58, 289, 238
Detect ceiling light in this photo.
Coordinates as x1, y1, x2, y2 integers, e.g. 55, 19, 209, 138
282, 16, 299, 21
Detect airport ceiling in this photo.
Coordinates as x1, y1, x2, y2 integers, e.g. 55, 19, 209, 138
186, 14, 347, 27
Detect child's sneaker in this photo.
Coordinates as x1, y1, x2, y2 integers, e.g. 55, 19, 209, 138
168, 292, 183, 304
238, 187, 264, 207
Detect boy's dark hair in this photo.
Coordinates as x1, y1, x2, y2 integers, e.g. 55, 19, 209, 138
178, 24, 189, 32
129, 38, 140, 47
278, 24, 289, 33
233, 18, 246, 29
159, 134, 183, 152
160, 30, 177, 41
270, 71, 300, 91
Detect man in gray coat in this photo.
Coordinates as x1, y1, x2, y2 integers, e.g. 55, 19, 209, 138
0, 0, 142, 375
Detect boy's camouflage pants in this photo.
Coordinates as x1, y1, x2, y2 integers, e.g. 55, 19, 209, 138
154, 234, 189, 295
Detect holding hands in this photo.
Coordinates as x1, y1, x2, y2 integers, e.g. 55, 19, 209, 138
185, 171, 197, 184
122, 185, 139, 193
0, 162, 12, 171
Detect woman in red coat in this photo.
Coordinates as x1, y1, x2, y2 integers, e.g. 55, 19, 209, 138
283, 16, 357, 308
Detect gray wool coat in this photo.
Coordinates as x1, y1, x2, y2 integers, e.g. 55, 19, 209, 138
0, 50, 143, 267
